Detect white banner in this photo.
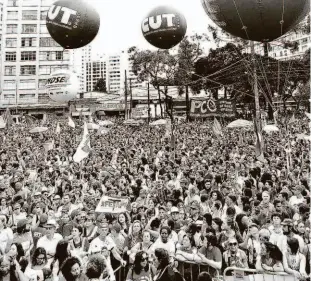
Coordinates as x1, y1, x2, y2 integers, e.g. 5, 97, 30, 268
95, 196, 129, 213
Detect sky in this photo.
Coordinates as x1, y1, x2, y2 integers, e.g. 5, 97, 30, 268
86, 0, 213, 55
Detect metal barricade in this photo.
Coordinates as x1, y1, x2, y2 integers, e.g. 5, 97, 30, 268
223, 267, 297, 281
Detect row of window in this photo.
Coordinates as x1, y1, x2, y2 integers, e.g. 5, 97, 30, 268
7, 0, 50, 6
5, 51, 68, 61
6, 37, 60, 48
7, 10, 46, 20
3, 64, 68, 76
7, 24, 48, 34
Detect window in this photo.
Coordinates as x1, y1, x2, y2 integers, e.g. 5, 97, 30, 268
6, 38, 17, 47
21, 51, 36, 61
6, 24, 17, 34
38, 79, 47, 88
21, 37, 36, 47
40, 10, 46, 20
3, 94, 16, 99
22, 10, 37, 20
39, 51, 68, 61
7, 0, 18, 7
19, 94, 36, 99
7, 11, 18, 20
22, 24, 37, 33
39, 65, 68, 75
39, 37, 59, 47
3, 80, 16, 90
39, 65, 50, 75
4, 66, 16, 76
20, 65, 36, 75
55, 51, 63, 60
19, 79, 36, 89
5, 52, 16, 61
40, 24, 48, 33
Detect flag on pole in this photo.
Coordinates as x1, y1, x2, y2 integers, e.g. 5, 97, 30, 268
305, 112, 311, 120
273, 110, 278, 124
3, 108, 13, 128
73, 122, 91, 163
254, 119, 264, 162
68, 116, 75, 128
212, 118, 222, 136
288, 114, 296, 125
41, 114, 47, 125
0, 116, 6, 129
55, 122, 61, 134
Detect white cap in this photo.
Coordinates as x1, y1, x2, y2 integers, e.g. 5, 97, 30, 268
171, 207, 179, 213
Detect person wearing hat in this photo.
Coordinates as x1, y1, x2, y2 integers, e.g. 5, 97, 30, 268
32, 213, 48, 249
270, 218, 305, 254
13, 218, 33, 257
37, 219, 63, 266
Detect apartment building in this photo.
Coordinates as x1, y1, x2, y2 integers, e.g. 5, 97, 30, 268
86, 59, 106, 92
1, 0, 70, 106
106, 51, 143, 94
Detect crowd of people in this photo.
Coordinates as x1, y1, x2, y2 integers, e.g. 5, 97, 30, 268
0, 111, 309, 281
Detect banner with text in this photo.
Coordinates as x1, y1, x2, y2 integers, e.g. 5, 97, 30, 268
132, 106, 149, 119
95, 196, 129, 213
190, 98, 236, 117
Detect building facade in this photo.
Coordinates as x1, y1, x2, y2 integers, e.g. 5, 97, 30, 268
71, 45, 92, 94
85, 59, 106, 93
0, 0, 70, 106
106, 51, 144, 94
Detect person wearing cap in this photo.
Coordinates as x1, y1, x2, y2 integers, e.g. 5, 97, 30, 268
36, 219, 63, 266
239, 223, 261, 268
271, 218, 305, 254
89, 222, 126, 267
13, 218, 33, 257
31, 213, 48, 249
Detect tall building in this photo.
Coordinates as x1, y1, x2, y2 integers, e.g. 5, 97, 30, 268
85, 59, 106, 92
0, 0, 70, 106
71, 45, 92, 94
106, 51, 143, 94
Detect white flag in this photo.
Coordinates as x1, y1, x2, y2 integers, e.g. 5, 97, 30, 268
0, 117, 6, 129
68, 116, 75, 128
55, 122, 61, 134
73, 122, 91, 163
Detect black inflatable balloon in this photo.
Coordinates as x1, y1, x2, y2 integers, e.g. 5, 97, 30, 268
142, 6, 187, 49
46, 0, 100, 49
201, 0, 310, 42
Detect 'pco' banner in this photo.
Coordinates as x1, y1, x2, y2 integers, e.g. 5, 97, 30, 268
190, 98, 236, 117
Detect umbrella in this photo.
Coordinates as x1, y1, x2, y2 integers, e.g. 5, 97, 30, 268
263, 124, 279, 132
227, 119, 253, 128
87, 123, 100, 130
29, 127, 48, 133
98, 120, 114, 126
150, 119, 167, 126
124, 119, 143, 125
297, 134, 311, 141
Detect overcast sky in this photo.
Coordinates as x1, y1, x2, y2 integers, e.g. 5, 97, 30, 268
86, 0, 213, 54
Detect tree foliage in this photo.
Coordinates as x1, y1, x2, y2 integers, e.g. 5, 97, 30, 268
128, 33, 208, 120
94, 78, 107, 93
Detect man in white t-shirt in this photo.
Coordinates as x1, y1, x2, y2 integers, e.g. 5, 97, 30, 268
289, 185, 305, 206
36, 219, 63, 266
89, 223, 126, 266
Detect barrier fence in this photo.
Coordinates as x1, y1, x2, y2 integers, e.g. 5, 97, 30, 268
112, 262, 298, 281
